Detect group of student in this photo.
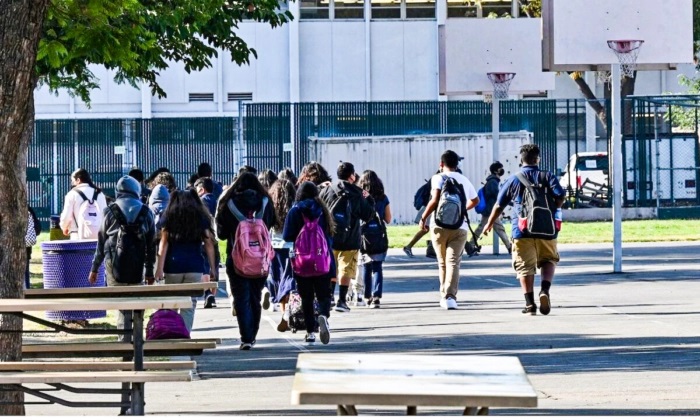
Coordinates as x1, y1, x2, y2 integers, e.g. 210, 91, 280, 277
50, 142, 564, 353
55, 159, 392, 349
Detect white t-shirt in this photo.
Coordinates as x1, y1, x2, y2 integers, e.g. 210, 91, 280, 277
430, 171, 478, 231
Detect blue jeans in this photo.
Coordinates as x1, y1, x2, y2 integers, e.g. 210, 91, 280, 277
361, 261, 383, 299
227, 264, 265, 344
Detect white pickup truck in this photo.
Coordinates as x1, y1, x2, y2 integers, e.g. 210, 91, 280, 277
559, 152, 609, 206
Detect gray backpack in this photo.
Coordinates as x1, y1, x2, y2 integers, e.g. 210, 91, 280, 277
435, 175, 466, 230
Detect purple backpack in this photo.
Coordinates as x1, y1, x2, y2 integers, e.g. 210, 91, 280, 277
146, 309, 190, 340
291, 215, 331, 277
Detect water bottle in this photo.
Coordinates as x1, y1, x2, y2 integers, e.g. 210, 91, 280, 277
554, 208, 562, 232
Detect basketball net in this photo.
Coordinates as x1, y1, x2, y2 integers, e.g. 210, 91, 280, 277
487, 72, 516, 101
608, 40, 644, 79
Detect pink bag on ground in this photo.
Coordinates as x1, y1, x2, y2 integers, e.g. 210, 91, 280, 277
146, 309, 190, 340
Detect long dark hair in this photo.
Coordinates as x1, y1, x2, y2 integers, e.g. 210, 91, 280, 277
162, 189, 213, 242
258, 169, 278, 191
297, 162, 332, 186
277, 167, 298, 186
359, 170, 385, 201
269, 179, 295, 231
217, 172, 270, 217
71, 168, 101, 193
295, 181, 335, 235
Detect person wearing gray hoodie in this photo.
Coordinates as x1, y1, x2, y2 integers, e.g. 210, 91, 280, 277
89, 176, 156, 337
148, 184, 170, 227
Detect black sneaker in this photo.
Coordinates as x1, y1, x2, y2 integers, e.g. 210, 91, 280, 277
370, 299, 380, 309
204, 295, 216, 309
305, 333, 316, 344
334, 301, 351, 313
539, 292, 551, 315
522, 305, 537, 315
318, 315, 330, 345
403, 247, 414, 258
239, 342, 253, 350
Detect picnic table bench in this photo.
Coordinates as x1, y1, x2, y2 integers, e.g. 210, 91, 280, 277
24, 282, 216, 299
291, 353, 538, 416
0, 296, 194, 415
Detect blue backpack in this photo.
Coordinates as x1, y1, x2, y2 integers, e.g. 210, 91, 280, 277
475, 187, 487, 215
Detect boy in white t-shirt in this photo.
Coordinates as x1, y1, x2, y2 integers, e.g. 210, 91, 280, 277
418, 150, 479, 310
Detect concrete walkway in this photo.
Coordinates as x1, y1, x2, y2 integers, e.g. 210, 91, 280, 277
26, 241, 700, 415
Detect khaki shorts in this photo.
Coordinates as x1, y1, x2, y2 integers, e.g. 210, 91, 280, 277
333, 250, 359, 279
512, 238, 560, 277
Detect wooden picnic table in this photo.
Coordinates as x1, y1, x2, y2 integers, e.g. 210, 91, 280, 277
291, 353, 538, 416
24, 282, 216, 299
0, 296, 192, 415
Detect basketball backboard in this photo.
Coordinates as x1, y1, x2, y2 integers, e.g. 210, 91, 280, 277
542, 0, 694, 72
440, 18, 555, 96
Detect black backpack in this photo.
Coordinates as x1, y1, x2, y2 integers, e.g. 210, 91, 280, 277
515, 172, 557, 239
413, 179, 432, 210
324, 185, 352, 247
361, 211, 388, 255
109, 204, 150, 284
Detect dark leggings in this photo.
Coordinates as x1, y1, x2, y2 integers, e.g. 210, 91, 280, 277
295, 274, 332, 334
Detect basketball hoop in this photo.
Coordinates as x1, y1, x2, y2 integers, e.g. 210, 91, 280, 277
487, 72, 516, 100
607, 40, 644, 78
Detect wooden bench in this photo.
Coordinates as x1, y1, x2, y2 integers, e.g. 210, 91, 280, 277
23, 340, 217, 359
0, 361, 196, 371
24, 282, 217, 299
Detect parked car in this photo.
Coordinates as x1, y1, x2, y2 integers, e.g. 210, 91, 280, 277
560, 152, 610, 207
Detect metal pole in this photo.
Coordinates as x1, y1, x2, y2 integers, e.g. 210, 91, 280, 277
611, 64, 623, 273
654, 105, 661, 210
491, 97, 500, 255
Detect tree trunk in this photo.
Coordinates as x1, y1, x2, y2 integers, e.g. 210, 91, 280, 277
0, 1, 50, 415
569, 72, 608, 131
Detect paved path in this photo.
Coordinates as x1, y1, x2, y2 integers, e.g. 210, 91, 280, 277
26, 241, 700, 415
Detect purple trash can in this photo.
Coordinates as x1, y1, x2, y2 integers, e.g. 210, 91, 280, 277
41, 240, 106, 321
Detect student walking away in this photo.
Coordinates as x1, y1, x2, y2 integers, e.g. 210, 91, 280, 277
195, 177, 220, 308
418, 150, 479, 310
319, 162, 374, 311
471, 161, 512, 255
216, 172, 276, 350
403, 173, 435, 257
154, 190, 217, 332
128, 168, 152, 204
89, 176, 156, 335
283, 181, 334, 345
358, 171, 391, 309
149, 171, 178, 194
268, 179, 297, 331
197, 162, 224, 201
484, 144, 565, 316
25, 205, 42, 289
59, 168, 108, 240
149, 184, 170, 237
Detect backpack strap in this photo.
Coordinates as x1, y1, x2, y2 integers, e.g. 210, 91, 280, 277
515, 172, 537, 197
227, 197, 268, 221
134, 204, 149, 225
254, 197, 269, 220
91, 189, 100, 203
109, 203, 128, 227
74, 189, 91, 203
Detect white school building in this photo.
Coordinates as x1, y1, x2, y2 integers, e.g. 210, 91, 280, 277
33, 0, 697, 119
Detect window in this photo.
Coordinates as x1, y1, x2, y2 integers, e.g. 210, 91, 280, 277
300, 0, 330, 19
300, 0, 363, 19
370, 0, 434, 19
447, 0, 535, 19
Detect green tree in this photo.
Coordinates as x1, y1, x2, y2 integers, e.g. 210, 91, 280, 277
0, 0, 291, 414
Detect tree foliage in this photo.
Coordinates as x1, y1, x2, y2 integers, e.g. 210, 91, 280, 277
37, 0, 293, 102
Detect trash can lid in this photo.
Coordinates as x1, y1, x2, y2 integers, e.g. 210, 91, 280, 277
41, 239, 98, 252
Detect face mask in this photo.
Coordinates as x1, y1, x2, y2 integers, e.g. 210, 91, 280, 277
497, 169, 505, 177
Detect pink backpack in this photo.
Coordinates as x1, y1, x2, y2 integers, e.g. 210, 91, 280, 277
228, 198, 275, 278
146, 309, 190, 340
291, 214, 331, 277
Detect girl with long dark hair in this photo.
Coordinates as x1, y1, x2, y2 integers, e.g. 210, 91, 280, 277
296, 161, 332, 187
358, 170, 392, 309
216, 172, 276, 350
155, 189, 217, 331
268, 179, 297, 332
283, 181, 335, 345
59, 168, 108, 240
258, 169, 278, 191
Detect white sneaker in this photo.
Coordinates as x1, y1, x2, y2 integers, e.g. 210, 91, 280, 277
353, 296, 367, 307
446, 297, 458, 310
439, 298, 447, 309
261, 287, 271, 310
269, 303, 279, 313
